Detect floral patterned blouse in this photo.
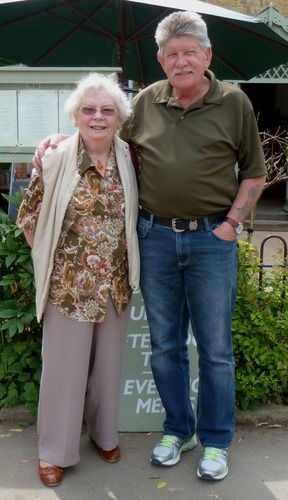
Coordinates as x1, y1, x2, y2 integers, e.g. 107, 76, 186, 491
17, 138, 132, 323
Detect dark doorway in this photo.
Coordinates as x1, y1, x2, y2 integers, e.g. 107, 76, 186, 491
241, 82, 288, 207
242, 83, 279, 132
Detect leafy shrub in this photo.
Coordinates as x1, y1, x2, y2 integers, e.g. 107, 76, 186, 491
0, 202, 42, 415
232, 239, 288, 410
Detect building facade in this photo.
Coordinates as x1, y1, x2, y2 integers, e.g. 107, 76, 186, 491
204, 0, 288, 17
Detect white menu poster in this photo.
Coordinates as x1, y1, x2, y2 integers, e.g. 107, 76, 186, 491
59, 90, 77, 136
0, 90, 17, 146
18, 89, 58, 146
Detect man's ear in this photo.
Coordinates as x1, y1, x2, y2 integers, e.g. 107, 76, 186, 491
157, 51, 164, 70
204, 47, 213, 69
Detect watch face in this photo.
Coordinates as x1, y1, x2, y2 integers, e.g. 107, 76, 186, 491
235, 223, 243, 234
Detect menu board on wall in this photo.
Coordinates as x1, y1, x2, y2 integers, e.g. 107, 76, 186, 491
59, 90, 77, 136
0, 90, 17, 146
18, 90, 58, 146
118, 290, 199, 431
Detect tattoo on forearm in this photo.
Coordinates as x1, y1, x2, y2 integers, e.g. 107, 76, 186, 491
236, 184, 263, 217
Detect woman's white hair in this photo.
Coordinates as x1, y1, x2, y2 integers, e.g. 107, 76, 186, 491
155, 11, 211, 54
65, 73, 132, 125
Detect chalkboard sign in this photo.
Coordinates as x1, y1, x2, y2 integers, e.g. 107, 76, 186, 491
119, 290, 198, 431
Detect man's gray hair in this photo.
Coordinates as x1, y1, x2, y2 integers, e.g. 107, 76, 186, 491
65, 73, 132, 126
155, 11, 211, 54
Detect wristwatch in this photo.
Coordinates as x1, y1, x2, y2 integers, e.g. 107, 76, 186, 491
224, 216, 243, 235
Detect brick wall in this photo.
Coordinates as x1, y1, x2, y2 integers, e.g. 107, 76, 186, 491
204, 0, 288, 17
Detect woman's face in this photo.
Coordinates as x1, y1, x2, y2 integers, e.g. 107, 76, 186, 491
75, 89, 121, 147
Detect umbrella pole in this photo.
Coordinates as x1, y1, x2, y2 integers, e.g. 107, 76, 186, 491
118, 43, 126, 83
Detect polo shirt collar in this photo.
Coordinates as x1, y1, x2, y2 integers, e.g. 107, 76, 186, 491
153, 70, 223, 107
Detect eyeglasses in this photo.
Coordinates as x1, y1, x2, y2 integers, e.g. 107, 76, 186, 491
79, 106, 117, 117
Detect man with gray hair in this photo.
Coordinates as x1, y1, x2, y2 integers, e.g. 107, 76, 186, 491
123, 10, 266, 480
34, 9, 266, 482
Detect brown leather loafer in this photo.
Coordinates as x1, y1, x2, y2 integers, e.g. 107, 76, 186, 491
39, 464, 63, 487
89, 436, 121, 463
95, 444, 121, 463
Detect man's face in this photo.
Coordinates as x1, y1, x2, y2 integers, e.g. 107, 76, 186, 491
157, 35, 212, 92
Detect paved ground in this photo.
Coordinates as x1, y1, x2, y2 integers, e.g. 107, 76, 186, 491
0, 419, 287, 500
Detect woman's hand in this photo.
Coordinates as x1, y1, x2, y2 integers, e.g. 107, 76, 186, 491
32, 135, 69, 171
24, 230, 35, 248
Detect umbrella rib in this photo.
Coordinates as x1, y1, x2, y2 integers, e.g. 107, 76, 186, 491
0, 10, 45, 29
212, 52, 245, 78
59, 0, 117, 39
48, 9, 118, 41
32, 1, 120, 65
114, 0, 127, 79
0, 0, 83, 29
115, 0, 125, 39
0, 0, 117, 41
127, 1, 144, 81
32, 29, 82, 65
126, 7, 170, 42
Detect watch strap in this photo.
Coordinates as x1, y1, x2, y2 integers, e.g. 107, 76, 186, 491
224, 216, 239, 229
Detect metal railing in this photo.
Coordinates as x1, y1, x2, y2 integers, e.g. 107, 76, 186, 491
259, 235, 287, 291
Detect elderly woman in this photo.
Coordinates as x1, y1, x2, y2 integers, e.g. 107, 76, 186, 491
16, 74, 140, 487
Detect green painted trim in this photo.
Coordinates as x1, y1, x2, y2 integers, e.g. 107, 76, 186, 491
0, 147, 34, 162
0, 67, 121, 84
258, 6, 288, 35
226, 78, 288, 84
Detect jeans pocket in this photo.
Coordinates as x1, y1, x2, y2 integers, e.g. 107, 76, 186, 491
211, 231, 237, 243
210, 223, 237, 243
137, 217, 150, 239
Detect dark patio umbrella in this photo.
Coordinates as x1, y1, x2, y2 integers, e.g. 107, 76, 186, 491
0, 0, 288, 82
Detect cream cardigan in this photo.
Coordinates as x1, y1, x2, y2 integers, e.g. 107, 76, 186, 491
32, 131, 140, 322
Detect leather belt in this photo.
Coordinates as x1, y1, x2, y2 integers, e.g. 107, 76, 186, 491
139, 208, 228, 233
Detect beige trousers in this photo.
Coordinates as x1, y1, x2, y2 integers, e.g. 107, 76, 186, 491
37, 297, 130, 467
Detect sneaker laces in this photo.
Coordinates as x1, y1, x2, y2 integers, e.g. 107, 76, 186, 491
159, 436, 179, 448
203, 447, 225, 460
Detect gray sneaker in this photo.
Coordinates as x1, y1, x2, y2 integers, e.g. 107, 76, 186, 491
151, 434, 197, 466
197, 447, 228, 480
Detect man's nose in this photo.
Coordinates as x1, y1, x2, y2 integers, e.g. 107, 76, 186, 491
175, 54, 187, 66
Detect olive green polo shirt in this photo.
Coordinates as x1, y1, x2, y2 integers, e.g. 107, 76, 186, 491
122, 71, 266, 219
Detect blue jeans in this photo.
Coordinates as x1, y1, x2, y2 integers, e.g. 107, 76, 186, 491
137, 214, 238, 448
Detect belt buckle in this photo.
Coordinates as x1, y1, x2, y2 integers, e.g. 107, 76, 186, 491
188, 220, 198, 231
172, 218, 185, 233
